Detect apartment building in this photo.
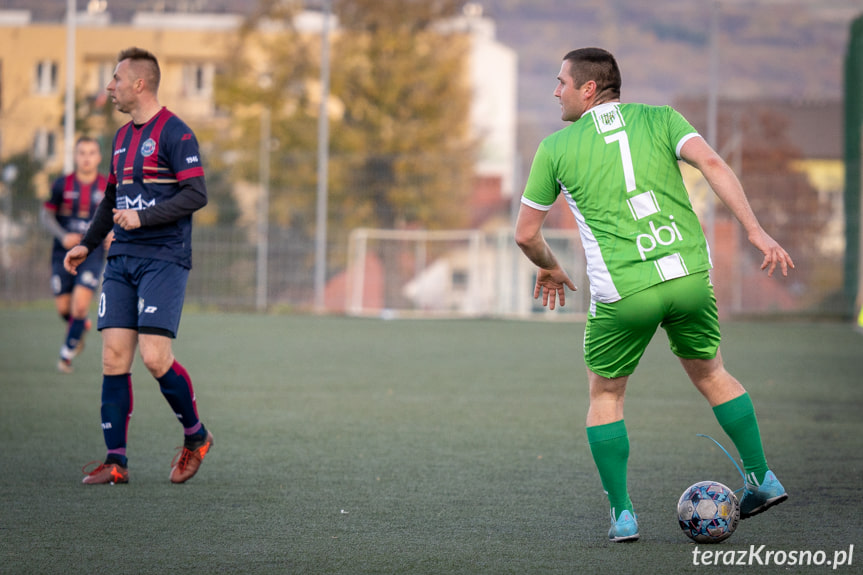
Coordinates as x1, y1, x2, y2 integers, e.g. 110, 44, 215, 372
0, 4, 516, 198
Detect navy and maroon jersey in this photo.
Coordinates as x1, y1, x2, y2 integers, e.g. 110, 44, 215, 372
107, 107, 206, 268
44, 173, 108, 260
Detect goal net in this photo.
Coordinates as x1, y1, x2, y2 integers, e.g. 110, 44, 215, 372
345, 227, 589, 319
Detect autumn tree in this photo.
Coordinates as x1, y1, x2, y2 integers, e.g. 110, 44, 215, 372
210, 0, 476, 236
328, 0, 476, 231
676, 99, 829, 264
72, 89, 122, 175
735, 109, 830, 266
207, 0, 321, 229
676, 98, 833, 310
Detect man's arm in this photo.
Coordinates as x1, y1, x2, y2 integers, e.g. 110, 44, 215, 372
138, 176, 207, 226
515, 203, 576, 309
515, 205, 560, 270
40, 205, 69, 242
80, 182, 117, 253
679, 135, 794, 277
66, 183, 114, 276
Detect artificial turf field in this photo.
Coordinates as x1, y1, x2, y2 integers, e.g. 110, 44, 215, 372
1, 308, 861, 575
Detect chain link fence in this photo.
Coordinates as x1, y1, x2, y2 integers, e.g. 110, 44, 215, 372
1, 191, 847, 320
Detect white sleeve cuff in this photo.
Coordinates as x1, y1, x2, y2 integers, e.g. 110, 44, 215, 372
676, 132, 701, 159
520, 196, 553, 211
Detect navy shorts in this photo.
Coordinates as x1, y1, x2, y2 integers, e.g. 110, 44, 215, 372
98, 255, 189, 338
51, 254, 103, 296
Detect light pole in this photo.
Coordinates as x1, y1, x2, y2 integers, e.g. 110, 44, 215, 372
64, 0, 76, 174
1, 164, 18, 296
704, 0, 720, 254
313, 0, 332, 312
256, 74, 273, 312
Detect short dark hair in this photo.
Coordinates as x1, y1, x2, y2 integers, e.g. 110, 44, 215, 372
75, 136, 100, 149
562, 47, 621, 100
117, 46, 161, 92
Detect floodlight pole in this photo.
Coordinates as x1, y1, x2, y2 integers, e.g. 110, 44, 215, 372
256, 105, 271, 312
705, 0, 720, 252
64, 0, 77, 174
313, 0, 332, 312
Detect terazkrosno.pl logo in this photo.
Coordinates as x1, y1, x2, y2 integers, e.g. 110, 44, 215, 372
692, 544, 854, 569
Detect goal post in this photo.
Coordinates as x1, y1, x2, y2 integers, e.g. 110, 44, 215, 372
345, 227, 588, 319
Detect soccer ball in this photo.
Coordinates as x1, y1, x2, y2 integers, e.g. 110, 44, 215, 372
677, 481, 740, 543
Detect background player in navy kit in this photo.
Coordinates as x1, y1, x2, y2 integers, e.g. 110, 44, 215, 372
41, 137, 109, 373
65, 47, 213, 485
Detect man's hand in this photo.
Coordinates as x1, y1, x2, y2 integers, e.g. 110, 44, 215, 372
534, 267, 577, 310
64, 245, 90, 275
113, 208, 141, 230
748, 229, 795, 277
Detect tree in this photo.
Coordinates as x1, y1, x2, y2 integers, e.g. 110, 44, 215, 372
72, 89, 123, 176
329, 0, 476, 231
675, 99, 829, 265
210, 0, 476, 236
735, 109, 830, 267
1, 153, 43, 219
208, 0, 327, 232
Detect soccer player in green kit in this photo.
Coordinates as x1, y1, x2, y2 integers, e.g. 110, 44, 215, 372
515, 48, 794, 542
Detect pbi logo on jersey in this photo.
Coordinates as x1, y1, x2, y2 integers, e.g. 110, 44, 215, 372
636, 215, 684, 261
141, 138, 157, 157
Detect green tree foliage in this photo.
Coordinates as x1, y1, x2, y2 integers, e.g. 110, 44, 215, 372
210, 0, 476, 236
330, 0, 475, 231
70, 89, 123, 176
208, 0, 321, 229
2, 153, 43, 219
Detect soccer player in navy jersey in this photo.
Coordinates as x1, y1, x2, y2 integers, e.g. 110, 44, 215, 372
41, 137, 109, 373
65, 47, 213, 485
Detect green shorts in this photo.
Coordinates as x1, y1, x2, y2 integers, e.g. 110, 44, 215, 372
583, 271, 720, 379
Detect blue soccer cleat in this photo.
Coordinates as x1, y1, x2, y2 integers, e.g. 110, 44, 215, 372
740, 470, 788, 519
608, 509, 640, 542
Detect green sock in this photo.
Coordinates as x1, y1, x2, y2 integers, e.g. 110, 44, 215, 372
587, 420, 633, 520
712, 393, 770, 485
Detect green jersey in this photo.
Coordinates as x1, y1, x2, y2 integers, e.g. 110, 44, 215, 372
522, 102, 712, 303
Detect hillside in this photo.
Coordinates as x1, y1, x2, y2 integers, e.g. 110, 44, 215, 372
480, 0, 857, 158
5, 0, 859, 159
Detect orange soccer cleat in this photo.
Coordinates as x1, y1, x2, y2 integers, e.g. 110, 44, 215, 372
169, 430, 214, 484
81, 461, 129, 485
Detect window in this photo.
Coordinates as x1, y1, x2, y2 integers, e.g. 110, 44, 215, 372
95, 61, 114, 93
34, 60, 59, 94
183, 63, 214, 98
33, 129, 56, 161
